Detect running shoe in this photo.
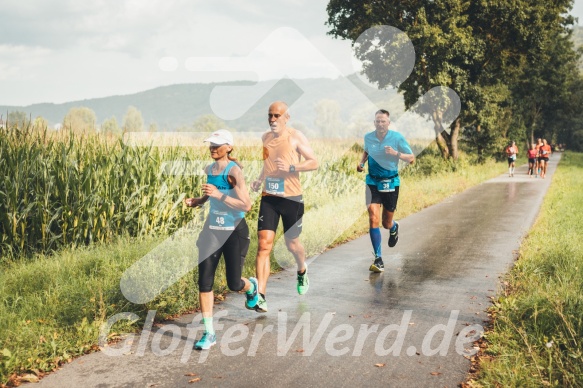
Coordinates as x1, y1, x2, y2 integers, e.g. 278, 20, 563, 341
388, 221, 399, 247
194, 332, 216, 350
297, 265, 309, 295
244, 277, 259, 310
369, 257, 384, 273
255, 294, 268, 313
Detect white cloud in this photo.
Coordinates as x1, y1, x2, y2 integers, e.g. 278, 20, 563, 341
4, 0, 578, 106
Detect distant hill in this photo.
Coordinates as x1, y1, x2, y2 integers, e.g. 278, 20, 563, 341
0, 75, 404, 134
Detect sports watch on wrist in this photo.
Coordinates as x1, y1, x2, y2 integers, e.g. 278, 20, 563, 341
289, 165, 296, 172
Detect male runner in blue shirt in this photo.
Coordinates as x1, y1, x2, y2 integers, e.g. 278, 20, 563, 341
357, 109, 415, 272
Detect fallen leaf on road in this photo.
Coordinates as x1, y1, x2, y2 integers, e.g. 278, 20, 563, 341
430, 372, 442, 376
296, 349, 304, 353
374, 363, 385, 367
184, 373, 197, 376
188, 377, 201, 383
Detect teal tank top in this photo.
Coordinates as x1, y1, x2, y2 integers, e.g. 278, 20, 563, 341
207, 161, 245, 230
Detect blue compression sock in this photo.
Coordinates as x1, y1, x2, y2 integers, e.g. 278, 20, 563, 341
390, 221, 397, 231
370, 227, 382, 258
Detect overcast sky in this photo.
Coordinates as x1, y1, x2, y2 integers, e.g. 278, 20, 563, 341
1, 0, 582, 107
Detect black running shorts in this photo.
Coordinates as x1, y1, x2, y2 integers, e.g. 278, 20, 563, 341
257, 195, 304, 239
366, 184, 400, 212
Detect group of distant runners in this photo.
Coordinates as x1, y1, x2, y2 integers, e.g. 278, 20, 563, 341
184, 102, 414, 350
506, 138, 553, 179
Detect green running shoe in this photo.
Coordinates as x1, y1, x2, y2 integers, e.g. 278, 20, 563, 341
255, 293, 268, 313
297, 265, 309, 295
194, 331, 216, 350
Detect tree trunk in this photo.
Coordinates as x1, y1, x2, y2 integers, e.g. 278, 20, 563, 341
450, 119, 460, 160
432, 110, 451, 159
435, 131, 450, 159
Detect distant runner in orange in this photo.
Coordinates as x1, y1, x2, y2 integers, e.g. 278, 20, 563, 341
539, 139, 552, 178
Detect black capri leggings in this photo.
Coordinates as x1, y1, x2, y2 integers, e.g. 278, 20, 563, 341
197, 219, 250, 293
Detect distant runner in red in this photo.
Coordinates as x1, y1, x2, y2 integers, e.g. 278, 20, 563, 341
535, 138, 543, 177
527, 144, 538, 177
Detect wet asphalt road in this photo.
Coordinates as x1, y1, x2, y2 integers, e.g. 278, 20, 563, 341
35, 155, 559, 388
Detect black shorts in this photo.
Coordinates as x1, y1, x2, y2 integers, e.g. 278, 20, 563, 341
528, 158, 536, 164
257, 195, 304, 239
540, 157, 549, 162
366, 184, 400, 212
507, 157, 516, 164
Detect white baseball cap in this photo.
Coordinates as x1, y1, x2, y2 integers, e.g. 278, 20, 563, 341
204, 129, 234, 145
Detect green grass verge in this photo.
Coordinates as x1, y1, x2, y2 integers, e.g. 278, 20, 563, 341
0, 151, 508, 385
470, 151, 583, 387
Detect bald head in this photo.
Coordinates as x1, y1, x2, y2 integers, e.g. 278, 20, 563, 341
268, 101, 290, 134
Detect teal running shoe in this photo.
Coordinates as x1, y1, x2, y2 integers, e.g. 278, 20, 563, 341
245, 277, 259, 310
297, 265, 309, 295
194, 331, 216, 350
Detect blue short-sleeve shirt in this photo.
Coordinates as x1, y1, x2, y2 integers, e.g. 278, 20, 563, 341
364, 129, 413, 187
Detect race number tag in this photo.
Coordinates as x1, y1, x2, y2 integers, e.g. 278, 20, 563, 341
265, 177, 285, 195
511, 155, 516, 160
377, 179, 395, 193
209, 209, 235, 230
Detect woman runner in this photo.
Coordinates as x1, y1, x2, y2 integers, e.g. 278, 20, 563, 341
184, 129, 258, 350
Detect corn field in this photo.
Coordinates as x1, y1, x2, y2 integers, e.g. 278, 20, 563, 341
0, 126, 364, 260
0, 127, 210, 259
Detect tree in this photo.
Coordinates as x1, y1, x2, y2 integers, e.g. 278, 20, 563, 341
326, 0, 575, 159
101, 116, 120, 135
63, 107, 96, 133
32, 116, 48, 131
191, 114, 226, 132
314, 99, 345, 138
148, 123, 159, 133
122, 106, 144, 132
7, 111, 29, 127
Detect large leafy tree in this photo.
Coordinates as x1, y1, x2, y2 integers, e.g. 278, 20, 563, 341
63, 107, 97, 133
122, 106, 144, 132
326, 0, 575, 159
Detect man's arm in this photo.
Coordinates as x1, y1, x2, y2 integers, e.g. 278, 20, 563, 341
293, 131, 318, 171
385, 145, 415, 164
251, 133, 269, 191
357, 151, 368, 172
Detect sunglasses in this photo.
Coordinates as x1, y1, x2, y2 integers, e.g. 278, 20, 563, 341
268, 113, 282, 119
